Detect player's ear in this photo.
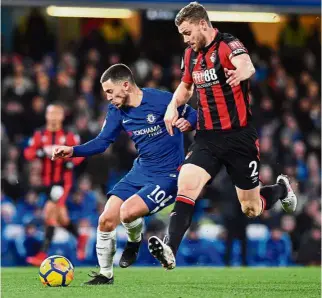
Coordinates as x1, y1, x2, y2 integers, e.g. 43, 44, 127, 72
123, 81, 130, 90
200, 19, 207, 30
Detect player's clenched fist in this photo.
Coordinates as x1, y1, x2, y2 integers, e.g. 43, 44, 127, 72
174, 118, 192, 132
52, 146, 73, 160
164, 104, 179, 136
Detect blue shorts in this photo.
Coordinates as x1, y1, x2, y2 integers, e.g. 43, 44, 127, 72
107, 170, 177, 215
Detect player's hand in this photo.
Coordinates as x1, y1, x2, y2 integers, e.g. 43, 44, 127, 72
164, 103, 179, 136
174, 118, 192, 132
224, 68, 241, 87
52, 146, 73, 160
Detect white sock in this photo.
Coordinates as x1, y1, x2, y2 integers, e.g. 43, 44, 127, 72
122, 218, 143, 242
96, 229, 116, 278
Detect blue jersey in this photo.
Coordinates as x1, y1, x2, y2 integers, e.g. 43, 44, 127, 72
73, 88, 197, 177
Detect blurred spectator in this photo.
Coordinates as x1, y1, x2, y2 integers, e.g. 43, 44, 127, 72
297, 226, 321, 265
279, 15, 307, 75
265, 228, 291, 266
24, 95, 46, 135
1, 161, 24, 201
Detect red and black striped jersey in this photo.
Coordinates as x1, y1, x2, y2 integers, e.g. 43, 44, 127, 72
181, 29, 252, 131
24, 129, 84, 204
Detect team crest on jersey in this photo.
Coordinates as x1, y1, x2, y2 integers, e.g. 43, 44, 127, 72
59, 136, 66, 144
146, 114, 156, 124
42, 135, 48, 143
210, 51, 216, 63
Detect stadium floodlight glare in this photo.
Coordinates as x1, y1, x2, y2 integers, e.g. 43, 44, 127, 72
208, 11, 281, 23
46, 6, 133, 19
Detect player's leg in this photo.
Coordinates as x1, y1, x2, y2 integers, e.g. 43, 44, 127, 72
119, 178, 178, 268
118, 195, 149, 268
57, 204, 88, 261
84, 195, 122, 285
26, 200, 58, 266
226, 125, 297, 218
149, 142, 221, 269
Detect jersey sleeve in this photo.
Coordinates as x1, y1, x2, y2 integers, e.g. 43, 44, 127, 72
65, 132, 84, 165
177, 104, 197, 129
72, 105, 122, 157
181, 48, 193, 85
221, 36, 248, 61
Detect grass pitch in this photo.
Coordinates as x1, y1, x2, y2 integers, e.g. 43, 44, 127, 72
1, 267, 320, 298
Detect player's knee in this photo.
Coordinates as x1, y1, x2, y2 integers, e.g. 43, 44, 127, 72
240, 200, 261, 218
178, 177, 201, 198
120, 205, 137, 223
98, 214, 117, 232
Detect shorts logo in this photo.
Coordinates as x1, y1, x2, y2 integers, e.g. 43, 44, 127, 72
185, 151, 193, 160
147, 114, 157, 124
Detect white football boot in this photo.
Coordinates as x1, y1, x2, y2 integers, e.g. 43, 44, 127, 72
148, 236, 176, 270
277, 174, 297, 213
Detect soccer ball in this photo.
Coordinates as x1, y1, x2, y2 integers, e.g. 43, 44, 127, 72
39, 255, 74, 287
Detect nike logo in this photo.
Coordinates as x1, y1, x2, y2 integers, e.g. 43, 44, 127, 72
122, 119, 131, 124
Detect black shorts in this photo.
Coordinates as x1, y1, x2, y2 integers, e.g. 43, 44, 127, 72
183, 124, 260, 190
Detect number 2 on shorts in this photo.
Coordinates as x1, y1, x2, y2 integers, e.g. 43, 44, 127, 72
249, 161, 258, 177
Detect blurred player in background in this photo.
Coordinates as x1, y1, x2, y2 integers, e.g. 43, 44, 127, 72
52, 64, 197, 285
148, 2, 298, 269
24, 103, 86, 266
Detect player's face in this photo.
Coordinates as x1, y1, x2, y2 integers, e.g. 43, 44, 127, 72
46, 105, 64, 126
178, 20, 208, 52
102, 79, 129, 109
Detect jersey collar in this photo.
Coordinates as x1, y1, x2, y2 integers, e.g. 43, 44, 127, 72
201, 28, 221, 53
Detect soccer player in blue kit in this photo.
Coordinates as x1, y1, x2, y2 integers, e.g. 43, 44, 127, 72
52, 64, 197, 285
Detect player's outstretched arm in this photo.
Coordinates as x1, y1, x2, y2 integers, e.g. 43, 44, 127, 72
53, 106, 122, 159
165, 82, 194, 136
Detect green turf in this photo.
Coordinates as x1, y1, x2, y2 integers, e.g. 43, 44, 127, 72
1, 267, 321, 298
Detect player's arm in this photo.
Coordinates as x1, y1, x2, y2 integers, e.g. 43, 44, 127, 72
164, 48, 195, 136
52, 107, 122, 160
225, 54, 255, 87
174, 104, 197, 132
170, 81, 194, 109
56, 170, 73, 206
222, 38, 255, 87
24, 131, 44, 160
60, 132, 85, 169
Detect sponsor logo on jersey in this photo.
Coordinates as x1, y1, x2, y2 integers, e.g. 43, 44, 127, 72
132, 125, 162, 137
146, 114, 157, 124
192, 68, 219, 88
228, 40, 245, 50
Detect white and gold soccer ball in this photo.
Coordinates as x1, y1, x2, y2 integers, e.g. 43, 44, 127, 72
39, 255, 74, 287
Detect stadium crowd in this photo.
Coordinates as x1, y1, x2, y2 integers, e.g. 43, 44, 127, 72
1, 10, 321, 266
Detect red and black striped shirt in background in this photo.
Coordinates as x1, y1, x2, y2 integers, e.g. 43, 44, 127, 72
182, 29, 252, 131
24, 129, 84, 205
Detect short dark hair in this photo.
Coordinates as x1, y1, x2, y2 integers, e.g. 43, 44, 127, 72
100, 64, 135, 84
175, 2, 211, 27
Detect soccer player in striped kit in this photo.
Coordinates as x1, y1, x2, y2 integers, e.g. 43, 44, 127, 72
149, 1, 297, 269
24, 103, 86, 266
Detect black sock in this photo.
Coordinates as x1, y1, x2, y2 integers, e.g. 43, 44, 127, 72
64, 222, 79, 238
166, 195, 195, 256
260, 183, 287, 210
41, 226, 55, 252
